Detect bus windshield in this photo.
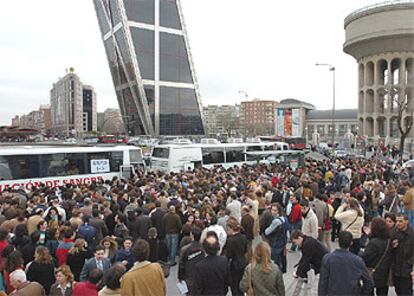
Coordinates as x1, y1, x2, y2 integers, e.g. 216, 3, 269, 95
152, 147, 169, 159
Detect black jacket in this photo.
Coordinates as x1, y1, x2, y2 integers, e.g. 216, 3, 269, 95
297, 235, 328, 278
392, 225, 414, 278
132, 215, 152, 240
224, 233, 247, 271
193, 255, 230, 296
178, 241, 205, 293
67, 250, 92, 281
360, 237, 392, 287
26, 261, 55, 294
148, 238, 168, 263
151, 208, 166, 239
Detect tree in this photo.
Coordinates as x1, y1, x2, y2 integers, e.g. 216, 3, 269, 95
217, 109, 240, 137
393, 88, 413, 158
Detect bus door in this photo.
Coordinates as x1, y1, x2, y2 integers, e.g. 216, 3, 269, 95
120, 165, 135, 180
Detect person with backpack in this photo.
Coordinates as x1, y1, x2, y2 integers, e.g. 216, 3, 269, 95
264, 203, 288, 273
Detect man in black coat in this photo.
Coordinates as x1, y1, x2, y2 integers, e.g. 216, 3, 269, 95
291, 230, 328, 279
391, 213, 414, 296
132, 208, 152, 241
178, 227, 205, 295
150, 200, 166, 239
193, 231, 230, 296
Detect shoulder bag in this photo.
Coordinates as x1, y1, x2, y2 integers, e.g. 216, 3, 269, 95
367, 239, 389, 278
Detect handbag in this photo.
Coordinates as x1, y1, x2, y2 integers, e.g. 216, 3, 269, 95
367, 240, 389, 278
156, 240, 170, 278
247, 265, 254, 296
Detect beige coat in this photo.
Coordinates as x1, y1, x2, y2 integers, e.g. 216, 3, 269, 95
10, 281, 45, 296
121, 261, 165, 296
99, 287, 121, 296
334, 205, 364, 239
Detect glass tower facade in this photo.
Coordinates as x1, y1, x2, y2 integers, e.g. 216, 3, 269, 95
94, 0, 205, 136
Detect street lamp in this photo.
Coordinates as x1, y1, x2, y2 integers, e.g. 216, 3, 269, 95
316, 63, 336, 147
238, 90, 249, 101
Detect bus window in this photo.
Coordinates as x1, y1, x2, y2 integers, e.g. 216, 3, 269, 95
40, 153, 87, 177
87, 152, 123, 173
0, 157, 12, 180
202, 148, 224, 164
152, 147, 169, 159
3, 155, 40, 180
129, 149, 143, 163
246, 145, 263, 152
225, 147, 244, 162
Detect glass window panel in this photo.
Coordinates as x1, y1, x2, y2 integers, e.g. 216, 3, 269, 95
160, 0, 181, 30
130, 28, 154, 80
160, 33, 193, 83
202, 148, 224, 164
0, 156, 12, 180
3, 155, 40, 180
114, 30, 136, 81
159, 87, 203, 135
225, 147, 245, 163
152, 147, 170, 158
96, 2, 111, 35
40, 154, 68, 177
109, 0, 122, 26
123, 0, 154, 25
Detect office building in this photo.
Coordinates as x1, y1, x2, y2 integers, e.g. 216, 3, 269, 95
240, 99, 279, 136
50, 68, 97, 136
94, 0, 205, 136
203, 104, 240, 137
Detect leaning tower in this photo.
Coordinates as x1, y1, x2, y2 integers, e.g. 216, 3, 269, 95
343, 1, 414, 143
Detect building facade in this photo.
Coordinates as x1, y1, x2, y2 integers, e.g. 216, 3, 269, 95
94, 0, 204, 136
344, 1, 414, 142
82, 85, 97, 132
275, 98, 315, 139
203, 104, 240, 137
240, 99, 279, 136
50, 69, 97, 136
305, 109, 358, 143
11, 105, 52, 134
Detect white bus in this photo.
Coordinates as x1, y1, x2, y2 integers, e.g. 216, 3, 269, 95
0, 145, 144, 191
150, 142, 291, 172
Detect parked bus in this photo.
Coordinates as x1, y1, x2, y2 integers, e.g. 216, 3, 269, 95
149, 141, 295, 172
0, 145, 144, 191
98, 135, 128, 144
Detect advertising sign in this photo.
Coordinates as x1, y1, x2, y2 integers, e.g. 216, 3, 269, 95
292, 108, 300, 137
284, 109, 292, 136
277, 109, 284, 136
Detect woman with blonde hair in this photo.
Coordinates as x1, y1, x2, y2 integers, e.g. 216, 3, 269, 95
100, 236, 118, 263
26, 245, 56, 294
49, 265, 75, 296
66, 238, 92, 281
239, 241, 285, 296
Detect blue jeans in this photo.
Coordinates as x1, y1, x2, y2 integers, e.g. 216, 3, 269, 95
290, 220, 302, 251
166, 233, 178, 264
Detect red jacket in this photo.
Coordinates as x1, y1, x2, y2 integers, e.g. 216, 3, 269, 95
56, 239, 74, 266
73, 282, 98, 296
289, 203, 302, 223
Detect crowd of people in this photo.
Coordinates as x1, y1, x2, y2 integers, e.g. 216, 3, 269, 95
0, 153, 413, 295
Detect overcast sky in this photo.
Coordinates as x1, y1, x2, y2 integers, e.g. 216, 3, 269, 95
0, 0, 382, 125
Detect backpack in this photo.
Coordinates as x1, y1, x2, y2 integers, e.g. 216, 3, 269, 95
266, 216, 288, 249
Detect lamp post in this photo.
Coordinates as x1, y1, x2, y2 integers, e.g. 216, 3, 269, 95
238, 90, 249, 101
316, 63, 336, 147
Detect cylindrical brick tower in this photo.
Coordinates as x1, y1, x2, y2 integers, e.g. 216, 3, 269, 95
344, 1, 414, 143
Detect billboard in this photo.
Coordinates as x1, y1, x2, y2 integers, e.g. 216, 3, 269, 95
277, 108, 301, 137
277, 109, 284, 136
284, 109, 292, 136
292, 108, 300, 137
